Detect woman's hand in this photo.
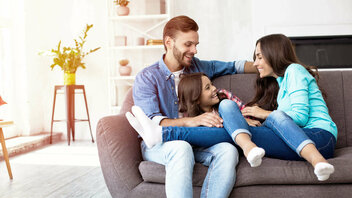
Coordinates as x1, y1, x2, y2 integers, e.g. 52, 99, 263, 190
242, 106, 272, 120
185, 112, 223, 128
245, 118, 261, 127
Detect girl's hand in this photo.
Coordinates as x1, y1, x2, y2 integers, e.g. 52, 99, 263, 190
242, 106, 272, 120
245, 118, 261, 127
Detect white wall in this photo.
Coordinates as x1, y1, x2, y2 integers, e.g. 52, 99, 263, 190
173, 0, 254, 61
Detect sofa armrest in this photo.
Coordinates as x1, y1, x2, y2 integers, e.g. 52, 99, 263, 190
96, 113, 143, 198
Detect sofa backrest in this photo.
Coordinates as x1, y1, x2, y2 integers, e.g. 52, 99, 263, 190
342, 71, 352, 147
122, 70, 352, 149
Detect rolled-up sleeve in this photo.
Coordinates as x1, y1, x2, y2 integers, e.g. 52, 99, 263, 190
234, 60, 246, 74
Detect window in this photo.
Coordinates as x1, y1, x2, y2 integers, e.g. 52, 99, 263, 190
0, 0, 12, 123
0, 0, 24, 138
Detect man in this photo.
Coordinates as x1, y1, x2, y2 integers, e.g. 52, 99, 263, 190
132, 15, 256, 198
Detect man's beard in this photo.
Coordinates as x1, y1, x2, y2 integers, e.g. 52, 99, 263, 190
173, 45, 192, 67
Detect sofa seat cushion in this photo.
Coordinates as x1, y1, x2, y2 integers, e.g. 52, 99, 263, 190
235, 147, 352, 186
139, 161, 208, 187
139, 147, 352, 187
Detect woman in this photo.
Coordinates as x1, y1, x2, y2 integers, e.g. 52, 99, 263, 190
126, 34, 337, 181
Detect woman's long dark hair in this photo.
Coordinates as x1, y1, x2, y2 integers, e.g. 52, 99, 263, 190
247, 34, 323, 110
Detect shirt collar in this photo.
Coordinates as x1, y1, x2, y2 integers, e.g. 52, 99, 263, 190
158, 55, 174, 80
158, 54, 195, 80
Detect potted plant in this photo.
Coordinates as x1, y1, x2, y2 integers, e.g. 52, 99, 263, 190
114, 0, 130, 16
48, 24, 100, 85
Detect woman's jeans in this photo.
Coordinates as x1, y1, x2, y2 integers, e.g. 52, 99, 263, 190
141, 141, 239, 198
162, 99, 336, 160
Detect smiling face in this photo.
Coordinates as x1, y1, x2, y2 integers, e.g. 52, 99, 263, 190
167, 30, 199, 68
254, 43, 278, 78
199, 76, 219, 112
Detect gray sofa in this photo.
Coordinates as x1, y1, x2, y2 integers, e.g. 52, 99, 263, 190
97, 70, 352, 198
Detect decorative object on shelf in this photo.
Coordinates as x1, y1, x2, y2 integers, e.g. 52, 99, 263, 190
119, 59, 132, 76
114, 0, 130, 16
160, 0, 166, 14
146, 39, 163, 45
42, 24, 101, 85
136, 37, 145, 46
0, 96, 7, 121
115, 35, 127, 46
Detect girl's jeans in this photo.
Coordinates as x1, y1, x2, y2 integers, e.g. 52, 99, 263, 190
162, 99, 336, 160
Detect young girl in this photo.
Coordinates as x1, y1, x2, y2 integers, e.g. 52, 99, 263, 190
127, 72, 265, 167
127, 34, 337, 181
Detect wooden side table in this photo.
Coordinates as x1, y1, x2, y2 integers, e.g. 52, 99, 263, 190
0, 120, 14, 179
50, 85, 95, 145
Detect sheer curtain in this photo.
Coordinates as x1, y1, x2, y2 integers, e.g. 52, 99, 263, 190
0, 0, 29, 138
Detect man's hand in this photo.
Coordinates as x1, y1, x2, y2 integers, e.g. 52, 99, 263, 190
242, 106, 271, 120
245, 118, 261, 127
185, 112, 223, 127
244, 61, 257, 74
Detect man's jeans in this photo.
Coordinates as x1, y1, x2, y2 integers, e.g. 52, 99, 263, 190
162, 100, 336, 160
141, 141, 239, 198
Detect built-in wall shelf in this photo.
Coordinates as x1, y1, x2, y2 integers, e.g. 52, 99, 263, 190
107, 0, 172, 114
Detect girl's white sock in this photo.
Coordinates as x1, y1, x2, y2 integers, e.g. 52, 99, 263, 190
247, 147, 265, 167
314, 162, 334, 181
126, 106, 162, 148
126, 112, 144, 133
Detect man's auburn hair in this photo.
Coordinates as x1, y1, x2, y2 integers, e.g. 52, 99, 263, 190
163, 15, 199, 51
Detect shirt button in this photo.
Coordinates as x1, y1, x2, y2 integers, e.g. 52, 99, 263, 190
174, 101, 177, 105
171, 87, 174, 90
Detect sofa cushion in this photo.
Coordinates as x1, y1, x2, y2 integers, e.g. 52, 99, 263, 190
139, 161, 208, 187
212, 74, 257, 103
342, 71, 352, 147
139, 147, 352, 187
235, 147, 352, 186
319, 71, 346, 148
120, 87, 133, 114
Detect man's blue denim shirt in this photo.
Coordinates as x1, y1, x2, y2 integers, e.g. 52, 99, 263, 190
133, 55, 245, 123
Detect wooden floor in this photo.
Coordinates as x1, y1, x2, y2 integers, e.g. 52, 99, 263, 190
0, 141, 111, 198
